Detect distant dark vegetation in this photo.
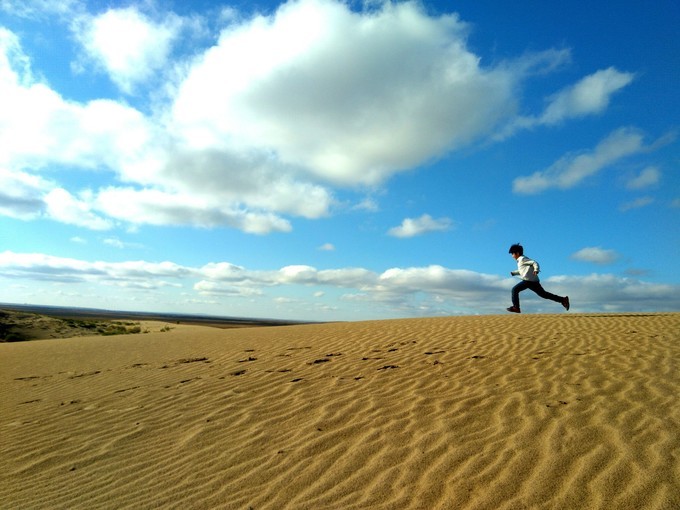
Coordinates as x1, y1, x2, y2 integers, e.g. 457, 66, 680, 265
0, 309, 145, 342
0, 303, 309, 328
59, 318, 143, 336
0, 304, 313, 342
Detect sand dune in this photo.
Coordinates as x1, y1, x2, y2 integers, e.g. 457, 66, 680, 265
2, 313, 679, 509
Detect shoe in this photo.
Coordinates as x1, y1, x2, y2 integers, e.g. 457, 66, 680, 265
506, 306, 521, 313
563, 296, 570, 311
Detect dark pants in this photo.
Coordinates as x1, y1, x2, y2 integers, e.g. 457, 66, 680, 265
512, 280, 563, 309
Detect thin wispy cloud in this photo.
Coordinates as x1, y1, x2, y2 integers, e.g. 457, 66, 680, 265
626, 166, 660, 190
352, 198, 380, 212
513, 127, 651, 194
500, 67, 634, 138
543, 68, 633, 121
0, 0, 80, 18
620, 196, 655, 212
103, 237, 144, 250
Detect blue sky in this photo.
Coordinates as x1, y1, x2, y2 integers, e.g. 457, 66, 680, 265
0, 0, 678, 321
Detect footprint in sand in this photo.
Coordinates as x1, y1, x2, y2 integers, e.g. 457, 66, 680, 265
60, 400, 82, 406
113, 386, 140, 394
178, 357, 209, 364
69, 370, 101, 379
545, 400, 569, 408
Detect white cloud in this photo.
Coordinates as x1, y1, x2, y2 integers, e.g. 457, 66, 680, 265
0, 251, 179, 284
626, 166, 660, 190
0, 168, 50, 219
72, 7, 183, 93
319, 243, 335, 251
544, 274, 680, 313
170, 0, 520, 186
571, 247, 620, 265
513, 127, 649, 194
378, 265, 497, 290
95, 187, 292, 234
539, 67, 634, 124
44, 188, 112, 230
155, 148, 334, 219
388, 214, 453, 238
0, 168, 116, 230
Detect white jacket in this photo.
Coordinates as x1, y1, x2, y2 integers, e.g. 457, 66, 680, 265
511, 255, 540, 282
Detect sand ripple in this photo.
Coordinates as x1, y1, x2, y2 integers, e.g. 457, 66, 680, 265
1, 314, 679, 509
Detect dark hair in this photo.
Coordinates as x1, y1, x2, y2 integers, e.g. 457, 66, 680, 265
508, 243, 523, 255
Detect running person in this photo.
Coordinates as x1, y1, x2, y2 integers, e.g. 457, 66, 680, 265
507, 243, 570, 313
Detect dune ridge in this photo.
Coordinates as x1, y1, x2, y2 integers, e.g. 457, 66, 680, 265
2, 313, 679, 509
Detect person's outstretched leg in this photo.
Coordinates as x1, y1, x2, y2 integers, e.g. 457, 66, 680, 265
528, 282, 569, 310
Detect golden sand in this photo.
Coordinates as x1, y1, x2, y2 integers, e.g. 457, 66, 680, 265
1, 314, 679, 509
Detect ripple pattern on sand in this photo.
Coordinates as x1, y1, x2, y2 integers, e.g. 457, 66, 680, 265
1, 314, 679, 509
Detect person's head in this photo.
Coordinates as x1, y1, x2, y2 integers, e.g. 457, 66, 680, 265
508, 243, 523, 258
